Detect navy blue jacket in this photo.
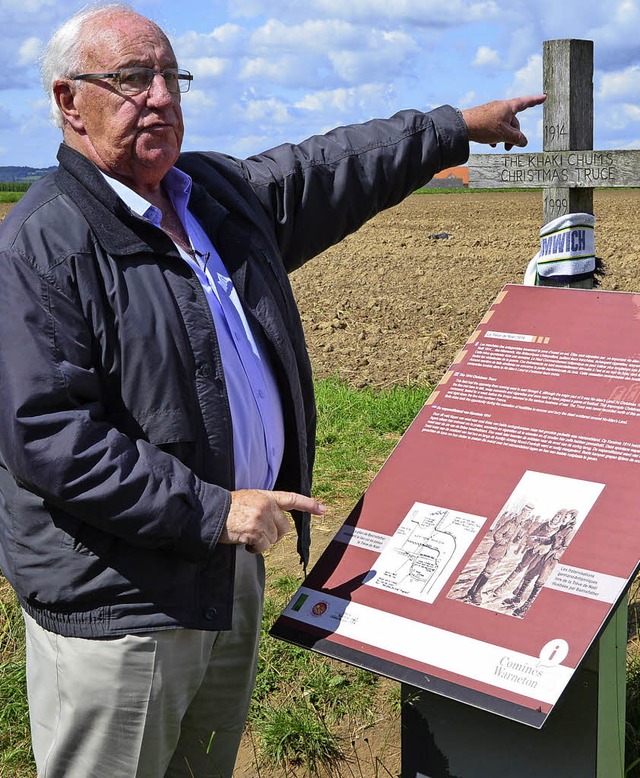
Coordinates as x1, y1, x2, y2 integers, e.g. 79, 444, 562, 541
0, 106, 468, 637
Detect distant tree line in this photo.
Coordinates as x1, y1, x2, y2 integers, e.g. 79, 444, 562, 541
0, 165, 56, 184
0, 182, 30, 192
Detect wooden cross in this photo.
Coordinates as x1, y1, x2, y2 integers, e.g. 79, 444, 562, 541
468, 39, 640, 288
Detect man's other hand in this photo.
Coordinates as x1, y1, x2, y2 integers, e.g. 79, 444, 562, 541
221, 489, 327, 553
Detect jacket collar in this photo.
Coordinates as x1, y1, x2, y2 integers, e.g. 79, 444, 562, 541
55, 143, 229, 258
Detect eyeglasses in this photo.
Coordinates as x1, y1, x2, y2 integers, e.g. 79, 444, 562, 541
71, 67, 193, 95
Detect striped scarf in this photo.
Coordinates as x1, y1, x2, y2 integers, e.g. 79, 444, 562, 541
524, 213, 596, 286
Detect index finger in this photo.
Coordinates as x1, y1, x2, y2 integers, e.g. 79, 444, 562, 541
510, 94, 547, 114
271, 491, 327, 516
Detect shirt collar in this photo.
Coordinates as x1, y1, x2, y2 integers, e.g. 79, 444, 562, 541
99, 167, 193, 229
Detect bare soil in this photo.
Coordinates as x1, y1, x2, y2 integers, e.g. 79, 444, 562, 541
2, 190, 639, 777
290, 189, 640, 390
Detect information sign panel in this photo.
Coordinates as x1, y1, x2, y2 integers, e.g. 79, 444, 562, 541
271, 284, 640, 728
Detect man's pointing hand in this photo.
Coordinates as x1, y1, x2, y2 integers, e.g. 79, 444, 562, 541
461, 94, 546, 151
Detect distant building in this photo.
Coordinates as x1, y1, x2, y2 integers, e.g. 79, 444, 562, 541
423, 165, 468, 189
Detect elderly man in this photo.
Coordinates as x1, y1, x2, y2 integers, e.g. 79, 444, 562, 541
0, 2, 544, 776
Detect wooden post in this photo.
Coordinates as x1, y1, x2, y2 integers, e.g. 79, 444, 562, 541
541, 39, 593, 287
468, 38, 640, 290
542, 39, 594, 224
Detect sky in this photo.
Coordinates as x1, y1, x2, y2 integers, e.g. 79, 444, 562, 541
1, 0, 639, 168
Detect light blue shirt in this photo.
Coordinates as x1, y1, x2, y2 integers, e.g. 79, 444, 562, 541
101, 169, 285, 491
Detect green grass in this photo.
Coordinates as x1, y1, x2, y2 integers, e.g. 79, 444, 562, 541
249, 379, 430, 772
0, 183, 30, 192
413, 186, 541, 195
0, 583, 33, 777
255, 574, 381, 720
254, 702, 344, 775
313, 377, 430, 505
251, 570, 398, 775
0, 192, 24, 203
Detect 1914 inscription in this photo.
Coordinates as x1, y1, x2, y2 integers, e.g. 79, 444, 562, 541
543, 123, 568, 145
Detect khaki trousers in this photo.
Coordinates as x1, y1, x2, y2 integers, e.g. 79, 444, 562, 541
24, 547, 264, 778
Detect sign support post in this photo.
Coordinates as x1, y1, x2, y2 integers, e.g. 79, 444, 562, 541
595, 601, 627, 776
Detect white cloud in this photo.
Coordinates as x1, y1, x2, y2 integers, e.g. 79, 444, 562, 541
597, 66, 640, 101
222, 133, 277, 158
624, 104, 640, 121
19, 97, 50, 132
507, 53, 543, 97
250, 18, 359, 50
1, 0, 55, 12
473, 45, 500, 68
208, 23, 245, 46
595, 100, 640, 145
328, 36, 417, 83
587, 0, 640, 69
199, 19, 421, 90
188, 57, 229, 79
182, 89, 218, 112
456, 91, 478, 108
18, 36, 42, 66
239, 55, 319, 88
176, 24, 246, 57
231, 0, 499, 27
294, 83, 395, 115
179, 18, 419, 93
242, 97, 292, 124
0, 100, 20, 132
605, 106, 632, 131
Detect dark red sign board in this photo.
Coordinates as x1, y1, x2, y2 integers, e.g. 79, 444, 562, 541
271, 284, 640, 727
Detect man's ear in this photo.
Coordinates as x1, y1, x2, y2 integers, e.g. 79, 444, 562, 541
53, 80, 85, 131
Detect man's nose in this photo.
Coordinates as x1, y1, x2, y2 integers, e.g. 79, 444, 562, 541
146, 73, 174, 103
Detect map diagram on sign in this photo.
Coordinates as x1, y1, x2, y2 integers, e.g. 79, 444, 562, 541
366, 502, 486, 604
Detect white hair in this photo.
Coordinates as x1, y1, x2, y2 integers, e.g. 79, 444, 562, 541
41, 2, 146, 128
